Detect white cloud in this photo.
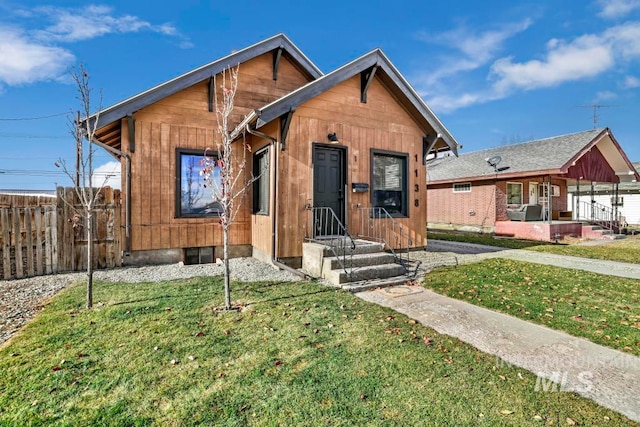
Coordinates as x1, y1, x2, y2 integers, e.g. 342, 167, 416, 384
594, 90, 617, 101
426, 20, 640, 113
597, 0, 640, 19
623, 75, 640, 87
33, 5, 182, 42
0, 25, 75, 86
415, 19, 532, 88
0, 4, 191, 88
603, 22, 640, 58
490, 34, 614, 93
92, 161, 121, 190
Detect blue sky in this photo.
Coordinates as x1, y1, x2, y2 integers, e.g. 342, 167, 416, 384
2, 0, 640, 190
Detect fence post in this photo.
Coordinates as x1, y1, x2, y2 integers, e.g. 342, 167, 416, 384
1, 209, 11, 279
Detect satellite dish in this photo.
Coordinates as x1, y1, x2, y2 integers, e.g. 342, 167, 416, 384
486, 155, 502, 168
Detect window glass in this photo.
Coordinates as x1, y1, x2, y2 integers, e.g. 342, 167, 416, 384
506, 182, 523, 205
453, 183, 471, 193
177, 150, 222, 217
253, 147, 269, 215
372, 151, 407, 216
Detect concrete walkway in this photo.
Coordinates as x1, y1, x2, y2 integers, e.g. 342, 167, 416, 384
357, 285, 640, 422
423, 239, 640, 280
354, 240, 640, 421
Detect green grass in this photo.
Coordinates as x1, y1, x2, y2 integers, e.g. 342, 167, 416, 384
427, 230, 549, 249
527, 235, 640, 264
423, 259, 640, 357
1, 277, 636, 425
428, 230, 640, 264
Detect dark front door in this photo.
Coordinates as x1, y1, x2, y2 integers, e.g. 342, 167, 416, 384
313, 146, 345, 236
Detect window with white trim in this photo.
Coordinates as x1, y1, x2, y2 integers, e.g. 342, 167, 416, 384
506, 182, 523, 205
453, 183, 471, 193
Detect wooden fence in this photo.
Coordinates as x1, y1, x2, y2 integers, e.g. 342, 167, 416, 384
0, 187, 122, 280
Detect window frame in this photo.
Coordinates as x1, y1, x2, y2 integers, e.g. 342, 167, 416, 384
370, 149, 409, 218
252, 146, 270, 215
175, 148, 222, 218
506, 182, 523, 205
453, 182, 472, 193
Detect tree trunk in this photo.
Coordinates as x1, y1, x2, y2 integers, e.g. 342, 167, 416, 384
223, 223, 231, 310
86, 211, 93, 309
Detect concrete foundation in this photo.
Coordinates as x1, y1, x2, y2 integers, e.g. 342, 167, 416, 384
124, 249, 182, 265
427, 222, 495, 234
214, 244, 252, 261
124, 244, 253, 266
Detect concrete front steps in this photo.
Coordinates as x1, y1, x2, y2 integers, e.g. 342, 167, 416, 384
302, 239, 410, 292
581, 224, 626, 240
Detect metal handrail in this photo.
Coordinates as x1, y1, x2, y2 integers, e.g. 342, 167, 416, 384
356, 207, 421, 277
306, 206, 356, 278
576, 200, 623, 232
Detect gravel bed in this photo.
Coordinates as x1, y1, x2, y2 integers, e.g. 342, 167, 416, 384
0, 258, 302, 346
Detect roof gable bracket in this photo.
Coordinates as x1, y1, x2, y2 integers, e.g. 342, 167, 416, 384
279, 108, 295, 151
127, 115, 136, 153
422, 133, 440, 164
273, 47, 283, 81
360, 65, 378, 103
208, 76, 214, 112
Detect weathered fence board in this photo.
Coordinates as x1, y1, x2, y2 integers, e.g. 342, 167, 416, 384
0, 187, 122, 280
1, 208, 10, 280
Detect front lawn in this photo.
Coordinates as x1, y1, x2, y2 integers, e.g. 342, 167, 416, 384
428, 230, 640, 264
423, 259, 640, 356
0, 277, 634, 425
427, 230, 546, 249
527, 235, 640, 264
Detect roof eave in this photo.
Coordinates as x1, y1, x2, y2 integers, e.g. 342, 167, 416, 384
87, 34, 322, 131
254, 49, 460, 153
428, 168, 565, 185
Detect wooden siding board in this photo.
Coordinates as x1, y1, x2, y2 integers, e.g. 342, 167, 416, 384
150, 122, 162, 248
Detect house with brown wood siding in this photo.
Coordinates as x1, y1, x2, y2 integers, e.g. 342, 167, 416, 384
426, 128, 639, 241
88, 34, 459, 272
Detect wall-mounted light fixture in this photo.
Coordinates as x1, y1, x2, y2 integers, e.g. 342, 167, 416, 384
327, 132, 339, 144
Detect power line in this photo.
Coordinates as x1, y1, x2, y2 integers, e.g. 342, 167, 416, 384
0, 111, 72, 121
0, 169, 119, 177
0, 134, 69, 139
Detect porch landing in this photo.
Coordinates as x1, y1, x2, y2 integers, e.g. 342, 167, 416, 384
495, 220, 583, 242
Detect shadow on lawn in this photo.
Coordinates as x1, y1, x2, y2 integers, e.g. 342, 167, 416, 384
108, 280, 331, 308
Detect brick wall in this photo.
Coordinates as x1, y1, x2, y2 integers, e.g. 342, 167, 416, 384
427, 177, 569, 228
427, 179, 496, 230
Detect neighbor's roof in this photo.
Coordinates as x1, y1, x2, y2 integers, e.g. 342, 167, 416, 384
427, 128, 611, 183
568, 161, 640, 193
89, 33, 322, 149
238, 49, 459, 154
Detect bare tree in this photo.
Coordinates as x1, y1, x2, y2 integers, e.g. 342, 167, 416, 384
182, 156, 204, 211
201, 65, 267, 310
56, 64, 108, 309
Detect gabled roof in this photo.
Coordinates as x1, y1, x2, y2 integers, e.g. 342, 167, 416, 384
90, 33, 322, 136
427, 128, 639, 184
568, 161, 640, 192
240, 49, 459, 154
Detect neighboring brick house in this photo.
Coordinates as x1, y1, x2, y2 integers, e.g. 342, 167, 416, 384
426, 128, 640, 240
